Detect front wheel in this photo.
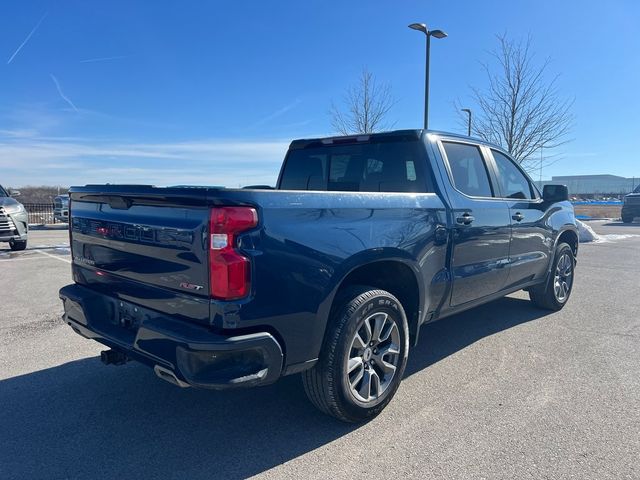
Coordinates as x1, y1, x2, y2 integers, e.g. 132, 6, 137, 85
302, 286, 409, 422
529, 242, 575, 311
9, 239, 27, 251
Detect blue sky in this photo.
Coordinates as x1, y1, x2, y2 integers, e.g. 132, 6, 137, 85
1, 0, 639, 187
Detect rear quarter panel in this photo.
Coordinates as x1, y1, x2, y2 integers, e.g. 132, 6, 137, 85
213, 189, 448, 367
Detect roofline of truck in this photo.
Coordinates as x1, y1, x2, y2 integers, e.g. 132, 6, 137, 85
288, 129, 501, 151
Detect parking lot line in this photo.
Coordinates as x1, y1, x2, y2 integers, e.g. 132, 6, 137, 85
0, 256, 46, 261
35, 249, 71, 264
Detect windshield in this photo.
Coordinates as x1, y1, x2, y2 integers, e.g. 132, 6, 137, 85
0, 185, 8, 197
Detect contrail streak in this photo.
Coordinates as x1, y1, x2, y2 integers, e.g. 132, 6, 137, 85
49, 74, 79, 112
7, 12, 48, 64
252, 99, 301, 127
79, 55, 130, 64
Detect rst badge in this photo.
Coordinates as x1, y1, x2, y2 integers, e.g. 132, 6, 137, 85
179, 282, 204, 291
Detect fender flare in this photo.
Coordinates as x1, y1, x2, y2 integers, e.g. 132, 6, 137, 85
547, 225, 579, 275
316, 250, 426, 345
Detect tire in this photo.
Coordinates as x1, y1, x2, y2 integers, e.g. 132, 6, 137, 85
529, 242, 575, 311
9, 239, 27, 251
302, 286, 409, 422
621, 215, 633, 224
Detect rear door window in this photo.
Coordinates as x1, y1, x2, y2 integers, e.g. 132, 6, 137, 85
279, 140, 432, 193
442, 141, 494, 198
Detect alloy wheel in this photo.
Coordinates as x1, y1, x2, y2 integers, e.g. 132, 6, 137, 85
346, 311, 401, 403
554, 253, 573, 303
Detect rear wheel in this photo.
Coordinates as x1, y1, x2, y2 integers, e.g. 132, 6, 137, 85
9, 239, 27, 251
302, 286, 409, 422
621, 215, 634, 224
529, 242, 575, 311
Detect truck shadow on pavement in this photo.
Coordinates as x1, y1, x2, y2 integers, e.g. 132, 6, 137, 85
0, 297, 549, 480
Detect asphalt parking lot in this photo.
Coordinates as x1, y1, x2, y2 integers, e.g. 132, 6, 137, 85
1, 222, 639, 480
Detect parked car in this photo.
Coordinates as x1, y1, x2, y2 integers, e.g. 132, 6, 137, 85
0, 184, 28, 251
59, 130, 578, 422
621, 185, 640, 223
54, 194, 70, 223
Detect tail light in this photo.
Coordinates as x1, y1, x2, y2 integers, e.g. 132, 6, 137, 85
209, 206, 258, 300
68, 198, 73, 257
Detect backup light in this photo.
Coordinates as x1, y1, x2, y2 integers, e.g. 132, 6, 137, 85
209, 207, 258, 300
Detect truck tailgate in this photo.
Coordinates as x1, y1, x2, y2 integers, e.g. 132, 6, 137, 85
69, 187, 212, 325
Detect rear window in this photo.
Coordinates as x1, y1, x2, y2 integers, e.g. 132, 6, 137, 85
278, 140, 431, 192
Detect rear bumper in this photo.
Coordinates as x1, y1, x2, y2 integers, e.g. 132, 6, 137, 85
0, 233, 27, 242
54, 209, 69, 223
59, 284, 283, 389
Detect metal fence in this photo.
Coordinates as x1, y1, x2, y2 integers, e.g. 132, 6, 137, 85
24, 203, 56, 225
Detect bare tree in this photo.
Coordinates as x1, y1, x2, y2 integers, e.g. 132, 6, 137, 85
461, 34, 573, 171
330, 68, 396, 135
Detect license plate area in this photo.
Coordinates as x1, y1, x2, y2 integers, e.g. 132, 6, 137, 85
113, 300, 143, 331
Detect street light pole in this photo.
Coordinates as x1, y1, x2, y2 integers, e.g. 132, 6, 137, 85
461, 108, 472, 136
409, 23, 447, 130
424, 33, 431, 130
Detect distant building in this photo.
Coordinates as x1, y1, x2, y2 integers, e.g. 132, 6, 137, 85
535, 174, 639, 198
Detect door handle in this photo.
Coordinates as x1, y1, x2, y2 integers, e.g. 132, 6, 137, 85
512, 212, 525, 222
456, 213, 475, 225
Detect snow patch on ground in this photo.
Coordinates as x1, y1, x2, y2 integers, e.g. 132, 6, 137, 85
596, 234, 639, 242
576, 220, 599, 243
576, 220, 640, 243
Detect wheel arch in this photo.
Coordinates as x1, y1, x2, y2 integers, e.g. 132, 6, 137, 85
321, 254, 425, 347
546, 226, 578, 277
556, 226, 579, 258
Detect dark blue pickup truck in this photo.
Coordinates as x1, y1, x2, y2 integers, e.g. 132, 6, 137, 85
60, 129, 578, 422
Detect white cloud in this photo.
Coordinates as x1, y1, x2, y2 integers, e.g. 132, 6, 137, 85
0, 136, 289, 187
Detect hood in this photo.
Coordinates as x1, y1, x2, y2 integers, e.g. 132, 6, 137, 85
0, 197, 23, 208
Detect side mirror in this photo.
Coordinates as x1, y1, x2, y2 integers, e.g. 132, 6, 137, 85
8, 189, 21, 197
543, 184, 568, 203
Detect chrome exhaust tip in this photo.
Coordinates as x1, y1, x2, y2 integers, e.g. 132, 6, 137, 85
153, 365, 190, 388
